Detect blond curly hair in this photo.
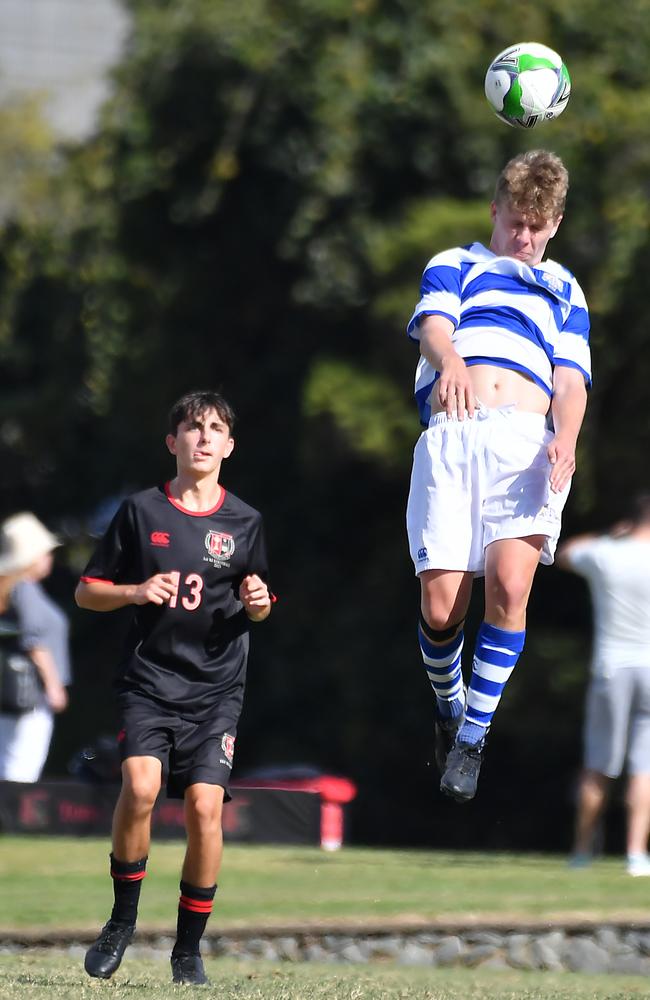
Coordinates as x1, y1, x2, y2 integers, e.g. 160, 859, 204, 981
494, 150, 568, 221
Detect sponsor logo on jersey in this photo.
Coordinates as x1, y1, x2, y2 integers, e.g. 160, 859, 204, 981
417, 547, 428, 561
150, 531, 171, 547
221, 732, 235, 765
204, 530, 235, 566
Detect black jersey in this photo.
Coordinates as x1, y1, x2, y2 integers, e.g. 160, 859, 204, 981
80, 483, 270, 722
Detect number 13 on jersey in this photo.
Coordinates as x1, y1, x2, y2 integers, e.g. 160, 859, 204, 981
167, 572, 204, 610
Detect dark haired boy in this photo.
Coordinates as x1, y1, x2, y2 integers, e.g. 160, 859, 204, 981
76, 390, 273, 985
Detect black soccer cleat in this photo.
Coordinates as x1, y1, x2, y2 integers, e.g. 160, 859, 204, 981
434, 713, 463, 775
171, 952, 210, 986
84, 919, 135, 979
433, 690, 466, 774
440, 739, 485, 803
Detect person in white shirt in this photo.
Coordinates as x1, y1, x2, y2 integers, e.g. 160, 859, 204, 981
556, 494, 650, 877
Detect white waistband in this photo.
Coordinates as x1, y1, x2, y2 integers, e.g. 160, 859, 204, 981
428, 400, 548, 430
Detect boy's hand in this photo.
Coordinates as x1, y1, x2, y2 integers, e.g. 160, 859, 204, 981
438, 353, 475, 420
547, 432, 577, 494
239, 574, 272, 621
134, 573, 179, 606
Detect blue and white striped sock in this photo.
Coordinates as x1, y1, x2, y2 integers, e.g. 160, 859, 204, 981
459, 622, 526, 746
418, 618, 465, 720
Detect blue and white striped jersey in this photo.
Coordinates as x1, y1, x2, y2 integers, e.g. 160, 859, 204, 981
406, 242, 591, 425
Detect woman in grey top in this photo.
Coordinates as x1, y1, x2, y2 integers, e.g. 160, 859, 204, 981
0, 512, 70, 782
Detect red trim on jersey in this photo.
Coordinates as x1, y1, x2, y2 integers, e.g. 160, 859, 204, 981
164, 481, 227, 516
79, 576, 115, 585
179, 894, 214, 913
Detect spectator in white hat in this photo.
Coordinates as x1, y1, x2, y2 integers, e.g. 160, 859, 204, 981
0, 512, 71, 782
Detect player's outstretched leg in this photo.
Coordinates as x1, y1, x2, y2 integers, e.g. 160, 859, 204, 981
84, 919, 135, 979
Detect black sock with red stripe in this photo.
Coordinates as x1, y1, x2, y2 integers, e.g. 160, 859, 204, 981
172, 881, 217, 957
109, 853, 147, 926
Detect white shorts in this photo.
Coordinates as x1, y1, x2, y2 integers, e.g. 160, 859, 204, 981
406, 403, 570, 576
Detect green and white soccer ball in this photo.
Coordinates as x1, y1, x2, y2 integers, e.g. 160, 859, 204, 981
484, 42, 571, 129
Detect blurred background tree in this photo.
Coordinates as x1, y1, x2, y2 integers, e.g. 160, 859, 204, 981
1, 0, 649, 849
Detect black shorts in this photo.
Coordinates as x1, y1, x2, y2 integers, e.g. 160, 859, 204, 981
117, 696, 239, 800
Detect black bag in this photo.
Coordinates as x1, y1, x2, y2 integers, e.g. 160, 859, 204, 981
0, 611, 42, 715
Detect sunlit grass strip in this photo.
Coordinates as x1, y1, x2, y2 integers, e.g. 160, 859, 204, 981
0, 839, 644, 932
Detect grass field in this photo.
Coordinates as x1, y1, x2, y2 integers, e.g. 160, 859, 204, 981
0, 837, 647, 931
2, 954, 650, 1000
1, 838, 649, 999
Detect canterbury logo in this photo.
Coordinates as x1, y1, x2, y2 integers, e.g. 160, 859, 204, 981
150, 531, 170, 547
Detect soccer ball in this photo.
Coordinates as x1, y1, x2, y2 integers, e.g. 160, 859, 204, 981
484, 42, 571, 129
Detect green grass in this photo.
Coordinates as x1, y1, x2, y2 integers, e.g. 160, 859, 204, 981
1, 839, 648, 999
1, 954, 650, 1000
0, 837, 646, 932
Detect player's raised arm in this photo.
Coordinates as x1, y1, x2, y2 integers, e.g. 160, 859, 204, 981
75, 573, 179, 611
419, 315, 474, 420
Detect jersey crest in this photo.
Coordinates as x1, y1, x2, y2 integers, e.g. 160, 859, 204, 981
537, 269, 565, 294
204, 530, 235, 565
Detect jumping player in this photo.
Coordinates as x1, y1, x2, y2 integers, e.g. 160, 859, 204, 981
76, 390, 273, 986
406, 150, 591, 803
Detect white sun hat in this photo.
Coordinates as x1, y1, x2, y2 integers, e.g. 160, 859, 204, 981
0, 511, 61, 575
